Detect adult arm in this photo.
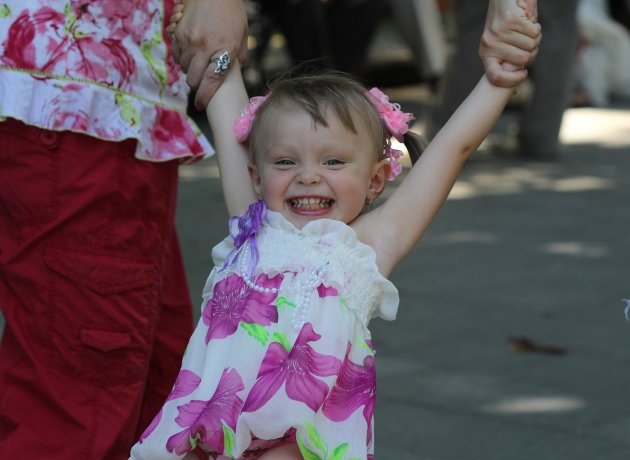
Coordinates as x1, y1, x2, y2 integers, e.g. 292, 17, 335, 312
481, 0, 541, 87
170, 0, 248, 110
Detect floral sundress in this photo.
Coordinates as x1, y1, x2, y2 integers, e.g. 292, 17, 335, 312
129, 203, 399, 460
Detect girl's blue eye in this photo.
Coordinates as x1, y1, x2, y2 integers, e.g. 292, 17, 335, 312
324, 159, 344, 166
275, 159, 295, 166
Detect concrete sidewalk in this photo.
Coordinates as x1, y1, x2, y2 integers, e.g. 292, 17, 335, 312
177, 97, 630, 459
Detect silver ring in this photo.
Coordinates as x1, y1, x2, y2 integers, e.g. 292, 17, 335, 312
212, 51, 231, 76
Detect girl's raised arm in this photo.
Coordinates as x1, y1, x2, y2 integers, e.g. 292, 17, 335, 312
358, 76, 513, 276
205, 60, 258, 216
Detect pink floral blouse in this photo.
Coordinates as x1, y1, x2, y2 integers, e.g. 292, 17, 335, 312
0, 0, 212, 162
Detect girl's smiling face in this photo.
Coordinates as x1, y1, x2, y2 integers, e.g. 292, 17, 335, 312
249, 105, 390, 229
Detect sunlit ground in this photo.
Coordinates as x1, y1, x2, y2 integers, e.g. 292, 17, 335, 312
439, 106, 628, 200
481, 396, 586, 415
561, 107, 630, 148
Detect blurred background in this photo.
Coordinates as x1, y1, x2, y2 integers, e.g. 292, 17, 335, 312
3, 1, 630, 458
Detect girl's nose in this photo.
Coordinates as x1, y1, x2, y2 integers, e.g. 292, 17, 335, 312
296, 165, 320, 185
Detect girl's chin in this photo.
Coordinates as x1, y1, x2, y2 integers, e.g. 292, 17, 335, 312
290, 208, 331, 218
282, 208, 332, 228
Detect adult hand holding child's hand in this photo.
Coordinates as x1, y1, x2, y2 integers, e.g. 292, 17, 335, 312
481, 0, 542, 87
168, 0, 248, 110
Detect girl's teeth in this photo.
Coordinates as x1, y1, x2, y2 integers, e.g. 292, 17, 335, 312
291, 198, 331, 208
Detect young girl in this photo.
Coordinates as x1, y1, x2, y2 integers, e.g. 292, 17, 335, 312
130, 5, 540, 460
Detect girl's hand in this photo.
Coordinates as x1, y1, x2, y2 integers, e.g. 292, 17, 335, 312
166, 2, 184, 36
517, 0, 538, 21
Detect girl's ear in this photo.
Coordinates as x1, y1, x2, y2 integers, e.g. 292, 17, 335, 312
367, 159, 391, 202
248, 162, 262, 195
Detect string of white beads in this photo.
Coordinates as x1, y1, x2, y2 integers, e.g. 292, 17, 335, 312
290, 263, 327, 331
237, 243, 279, 294
235, 240, 327, 331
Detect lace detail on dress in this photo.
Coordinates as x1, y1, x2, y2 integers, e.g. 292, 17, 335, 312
209, 210, 399, 325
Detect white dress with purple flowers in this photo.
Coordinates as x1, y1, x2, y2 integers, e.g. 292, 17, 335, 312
129, 204, 399, 460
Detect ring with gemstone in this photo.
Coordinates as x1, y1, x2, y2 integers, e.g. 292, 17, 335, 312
212, 51, 231, 76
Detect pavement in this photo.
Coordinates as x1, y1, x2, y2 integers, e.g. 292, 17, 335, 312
2, 22, 630, 460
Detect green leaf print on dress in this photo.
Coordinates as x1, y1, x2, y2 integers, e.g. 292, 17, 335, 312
297, 421, 352, 460
329, 442, 349, 460
141, 30, 167, 89
276, 296, 296, 309
222, 423, 236, 457
0, 4, 11, 17
239, 322, 269, 345
305, 420, 327, 454
272, 332, 291, 352
115, 92, 139, 127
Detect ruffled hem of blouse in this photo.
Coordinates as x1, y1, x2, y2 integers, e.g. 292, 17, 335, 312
211, 208, 399, 322
0, 68, 213, 162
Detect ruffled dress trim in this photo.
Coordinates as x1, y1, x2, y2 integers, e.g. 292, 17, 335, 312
211, 209, 399, 323
0, 67, 213, 162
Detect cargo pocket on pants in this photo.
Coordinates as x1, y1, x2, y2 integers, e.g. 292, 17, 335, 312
43, 246, 161, 386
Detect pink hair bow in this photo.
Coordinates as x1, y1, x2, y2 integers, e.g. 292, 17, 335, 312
366, 87, 414, 142
366, 87, 414, 180
233, 95, 268, 142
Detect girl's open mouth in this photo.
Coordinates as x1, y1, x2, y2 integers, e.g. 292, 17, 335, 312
289, 197, 333, 211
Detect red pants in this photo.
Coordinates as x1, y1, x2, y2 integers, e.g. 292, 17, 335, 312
0, 119, 194, 459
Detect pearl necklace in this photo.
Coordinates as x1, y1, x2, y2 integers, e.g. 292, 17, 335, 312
235, 241, 327, 331
289, 262, 327, 331
237, 243, 278, 294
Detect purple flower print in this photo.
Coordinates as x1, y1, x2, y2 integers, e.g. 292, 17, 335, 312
317, 284, 339, 298
322, 343, 376, 445
243, 323, 342, 413
140, 369, 201, 442
203, 273, 283, 343
166, 368, 245, 456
